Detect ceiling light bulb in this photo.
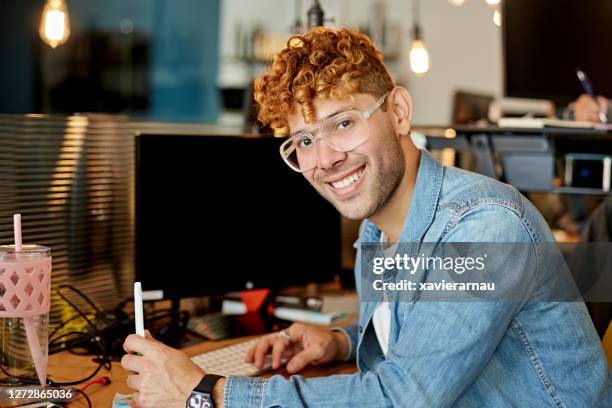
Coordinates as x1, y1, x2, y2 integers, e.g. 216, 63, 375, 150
493, 9, 502, 26
448, 0, 466, 6
409, 39, 430, 75
39, 0, 71, 48
486, 0, 500, 5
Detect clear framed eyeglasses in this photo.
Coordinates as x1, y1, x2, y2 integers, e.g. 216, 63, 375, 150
279, 93, 388, 172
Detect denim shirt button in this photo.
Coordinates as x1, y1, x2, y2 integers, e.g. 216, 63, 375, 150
359, 325, 363, 333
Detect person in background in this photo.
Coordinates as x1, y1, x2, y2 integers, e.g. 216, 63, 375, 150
572, 94, 611, 123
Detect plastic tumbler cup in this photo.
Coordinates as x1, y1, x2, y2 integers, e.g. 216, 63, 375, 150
0, 245, 52, 386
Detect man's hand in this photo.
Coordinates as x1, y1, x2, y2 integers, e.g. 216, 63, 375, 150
574, 94, 609, 122
245, 323, 349, 374
121, 331, 206, 408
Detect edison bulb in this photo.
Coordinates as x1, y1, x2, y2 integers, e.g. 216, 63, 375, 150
493, 9, 502, 26
39, 0, 71, 48
409, 40, 430, 75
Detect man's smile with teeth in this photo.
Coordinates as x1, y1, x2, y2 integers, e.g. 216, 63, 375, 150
328, 166, 365, 190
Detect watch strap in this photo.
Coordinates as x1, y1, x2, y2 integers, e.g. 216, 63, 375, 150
196, 374, 225, 395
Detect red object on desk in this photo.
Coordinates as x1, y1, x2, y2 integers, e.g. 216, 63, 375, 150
237, 289, 270, 334
240, 289, 270, 312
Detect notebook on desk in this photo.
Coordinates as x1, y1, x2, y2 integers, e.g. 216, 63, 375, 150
273, 293, 359, 325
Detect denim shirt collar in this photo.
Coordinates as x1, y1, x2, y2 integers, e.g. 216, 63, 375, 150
360, 149, 444, 245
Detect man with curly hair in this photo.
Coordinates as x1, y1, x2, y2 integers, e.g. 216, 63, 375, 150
122, 28, 609, 407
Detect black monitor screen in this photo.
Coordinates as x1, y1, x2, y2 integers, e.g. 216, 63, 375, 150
135, 134, 341, 298
503, 0, 612, 105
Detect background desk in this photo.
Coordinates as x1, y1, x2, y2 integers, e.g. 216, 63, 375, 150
48, 335, 357, 407
422, 125, 612, 195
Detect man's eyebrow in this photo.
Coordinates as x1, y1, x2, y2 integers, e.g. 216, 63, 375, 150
290, 105, 355, 137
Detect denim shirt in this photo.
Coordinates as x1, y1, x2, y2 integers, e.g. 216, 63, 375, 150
224, 150, 611, 407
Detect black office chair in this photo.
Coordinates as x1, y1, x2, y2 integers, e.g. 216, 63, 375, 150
570, 193, 612, 338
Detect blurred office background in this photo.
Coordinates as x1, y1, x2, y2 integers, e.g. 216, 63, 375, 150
4, 0, 610, 125
0, 0, 611, 339
1, 0, 503, 125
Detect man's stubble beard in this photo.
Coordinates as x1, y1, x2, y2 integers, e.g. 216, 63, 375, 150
365, 137, 405, 219
331, 130, 406, 221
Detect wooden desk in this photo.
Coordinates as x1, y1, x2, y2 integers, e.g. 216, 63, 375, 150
47, 336, 357, 406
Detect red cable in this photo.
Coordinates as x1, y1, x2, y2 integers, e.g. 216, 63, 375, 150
80, 375, 111, 392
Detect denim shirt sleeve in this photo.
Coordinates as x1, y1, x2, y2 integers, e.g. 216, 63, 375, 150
224, 376, 268, 407
330, 322, 358, 361
224, 206, 538, 407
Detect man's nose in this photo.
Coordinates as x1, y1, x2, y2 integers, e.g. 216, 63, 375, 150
316, 138, 347, 170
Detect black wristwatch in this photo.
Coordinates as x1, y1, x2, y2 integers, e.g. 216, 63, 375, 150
186, 374, 225, 408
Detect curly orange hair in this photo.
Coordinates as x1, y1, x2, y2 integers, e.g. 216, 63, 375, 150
253, 27, 395, 133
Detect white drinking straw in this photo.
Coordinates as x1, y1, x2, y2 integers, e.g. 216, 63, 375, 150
14, 214, 47, 386
13, 214, 22, 252
134, 282, 145, 337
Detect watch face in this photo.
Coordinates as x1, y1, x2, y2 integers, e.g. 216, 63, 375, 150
187, 392, 213, 408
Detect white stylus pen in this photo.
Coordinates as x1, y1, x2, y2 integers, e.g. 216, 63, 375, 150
134, 282, 145, 337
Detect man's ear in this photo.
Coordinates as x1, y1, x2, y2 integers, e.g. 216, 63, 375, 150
388, 87, 413, 137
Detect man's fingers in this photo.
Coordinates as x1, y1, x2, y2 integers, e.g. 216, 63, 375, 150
271, 337, 290, 369
132, 392, 142, 408
126, 373, 142, 390
244, 346, 254, 363
253, 335, 276, 368
245, 335, 273, 365
124, 333, 158, 355
245, 324, 307, 367
286, 345, 325, 373
244, 340, 260, 363
121, 354, 146, 373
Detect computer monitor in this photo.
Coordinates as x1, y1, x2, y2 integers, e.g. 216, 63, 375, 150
451, 90, 494, 125
503, 0, 612, 106
135, 133, 341, 300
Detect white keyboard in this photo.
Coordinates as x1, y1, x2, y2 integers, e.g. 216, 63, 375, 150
191, 338, 273, 377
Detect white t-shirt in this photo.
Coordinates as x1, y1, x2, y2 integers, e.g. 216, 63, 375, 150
372, 232, 397, 356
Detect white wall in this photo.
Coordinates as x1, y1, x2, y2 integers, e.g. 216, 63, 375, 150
220, 0, 502, 125
395, 0, 502, 124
